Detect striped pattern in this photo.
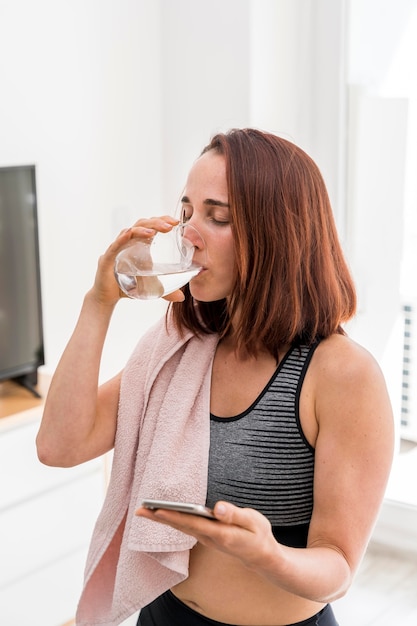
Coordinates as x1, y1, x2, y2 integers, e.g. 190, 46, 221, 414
206, 344, 318, 526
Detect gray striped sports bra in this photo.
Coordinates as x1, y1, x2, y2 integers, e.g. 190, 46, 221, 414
206, 341, 320, 547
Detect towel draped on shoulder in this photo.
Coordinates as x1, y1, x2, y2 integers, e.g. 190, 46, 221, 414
76, 314, 218, 625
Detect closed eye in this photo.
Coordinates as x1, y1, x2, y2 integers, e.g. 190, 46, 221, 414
180, 196, 230, 225
209, 217, 230, 226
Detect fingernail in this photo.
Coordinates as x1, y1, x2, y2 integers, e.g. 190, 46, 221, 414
215, 503, 227, 516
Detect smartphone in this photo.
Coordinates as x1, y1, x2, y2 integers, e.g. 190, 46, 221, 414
141, 499, 216, 519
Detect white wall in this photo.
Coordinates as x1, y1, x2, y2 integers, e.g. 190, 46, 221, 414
159, 0, 251, 211
0, 0, 346, 382
0, 0, 166, 381
250, 0, 348, 234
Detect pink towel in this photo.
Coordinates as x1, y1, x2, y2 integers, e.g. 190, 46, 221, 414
75, 315, 219, 625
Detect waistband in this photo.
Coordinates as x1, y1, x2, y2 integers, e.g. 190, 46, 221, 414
139, 589, 338, 626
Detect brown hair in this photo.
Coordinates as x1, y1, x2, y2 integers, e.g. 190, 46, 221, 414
170, 128, 356, 358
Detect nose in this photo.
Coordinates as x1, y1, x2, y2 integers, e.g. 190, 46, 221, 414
181, 223, 205, 249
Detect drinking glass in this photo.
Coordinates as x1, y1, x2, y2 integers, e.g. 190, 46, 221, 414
114, 223, 204, 300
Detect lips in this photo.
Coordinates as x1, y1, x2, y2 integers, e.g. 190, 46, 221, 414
191, 257, 206, 271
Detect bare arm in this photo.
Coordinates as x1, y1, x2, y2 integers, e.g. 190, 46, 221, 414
248, 336, 395, 601
36, 216, 183, 468
36, 291, 122, 467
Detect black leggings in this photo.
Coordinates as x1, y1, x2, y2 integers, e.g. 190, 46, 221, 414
137, 590, 339, 626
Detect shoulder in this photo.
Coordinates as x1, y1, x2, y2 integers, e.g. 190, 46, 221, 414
309, 333, 393, 433
312, 333, 384, 389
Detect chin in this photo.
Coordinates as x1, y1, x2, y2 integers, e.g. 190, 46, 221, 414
189, 283, 209, 301
189, 287, 228, 302
189, 273, 232, 302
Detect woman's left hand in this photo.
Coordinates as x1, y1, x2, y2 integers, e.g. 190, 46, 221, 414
135, 501, 279, 571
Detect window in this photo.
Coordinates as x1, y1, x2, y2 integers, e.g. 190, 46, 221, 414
347, 1, 417, 517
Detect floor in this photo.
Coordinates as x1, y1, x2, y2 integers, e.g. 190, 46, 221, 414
333, 544, 417, 626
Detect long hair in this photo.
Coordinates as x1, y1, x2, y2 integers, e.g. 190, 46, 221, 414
170, 128, 356, 359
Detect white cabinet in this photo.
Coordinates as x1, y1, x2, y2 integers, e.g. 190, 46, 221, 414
0, 406, 105, 626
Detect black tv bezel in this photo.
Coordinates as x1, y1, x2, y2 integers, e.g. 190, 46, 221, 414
0, 164, 45, 391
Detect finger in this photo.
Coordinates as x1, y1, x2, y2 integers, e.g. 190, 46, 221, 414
136, 505, 257, 559
213, 502, 263, 533
164, 289, 185, 302
213, 501, 243, 524
104, 227, 154, 264
115, 226, 154, 244
131, 215, 179, 232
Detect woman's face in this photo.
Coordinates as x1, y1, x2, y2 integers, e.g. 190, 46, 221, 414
181, 150, 236, 302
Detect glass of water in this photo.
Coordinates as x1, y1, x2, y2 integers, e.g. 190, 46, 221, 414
114, 223, 205, 300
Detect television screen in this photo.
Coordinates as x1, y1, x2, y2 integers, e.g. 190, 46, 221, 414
0, 165, 44, 391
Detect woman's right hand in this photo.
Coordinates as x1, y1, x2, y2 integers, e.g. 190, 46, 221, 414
91, 215, 185, 306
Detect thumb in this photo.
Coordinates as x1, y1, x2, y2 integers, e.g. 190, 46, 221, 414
213, 501, 268, 534
213, 501, 240, 523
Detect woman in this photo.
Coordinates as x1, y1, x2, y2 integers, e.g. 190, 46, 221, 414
37, 129, 394, 626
